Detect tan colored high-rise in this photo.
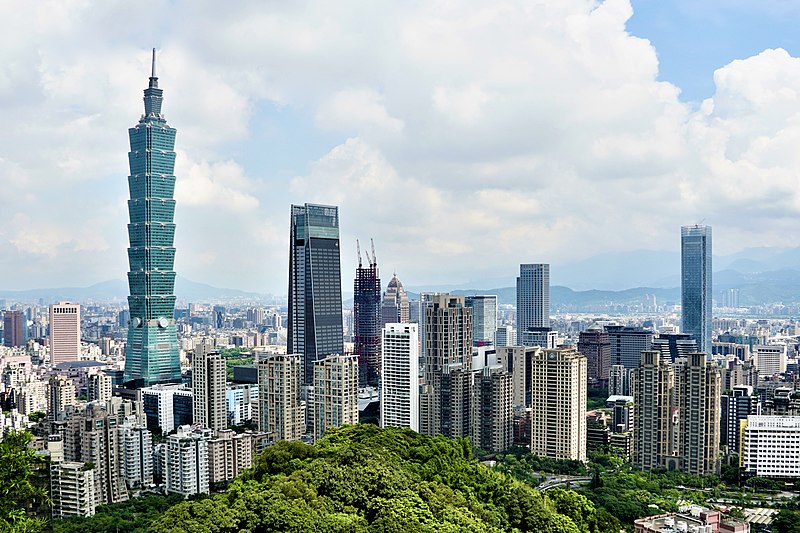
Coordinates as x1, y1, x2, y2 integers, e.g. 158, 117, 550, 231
258, 354, 304, 441
49, 303, 80, 364
632, 350, 675, 471
208, 429, 255, 485
192, 338, 227, 433
419, 294, 473, 439
472, 367, 514, 453
529, 348, 587, 461
675, 353, 721, 476
313, 354, 359, 441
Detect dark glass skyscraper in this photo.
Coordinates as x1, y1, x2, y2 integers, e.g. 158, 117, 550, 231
288, 204, 344, 384
354, 242, 381, 386
681, 225, 712, 355
123, 50, 181, 386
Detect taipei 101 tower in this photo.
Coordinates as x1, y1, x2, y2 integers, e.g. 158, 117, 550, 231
123, 49, 181, 386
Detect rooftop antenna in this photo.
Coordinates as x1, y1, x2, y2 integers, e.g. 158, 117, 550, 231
149, 48, 159, 89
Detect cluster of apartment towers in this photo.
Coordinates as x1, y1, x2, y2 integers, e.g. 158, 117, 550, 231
42, 55, 723, 518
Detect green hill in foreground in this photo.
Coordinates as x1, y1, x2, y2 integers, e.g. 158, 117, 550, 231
147, 425, 619, 533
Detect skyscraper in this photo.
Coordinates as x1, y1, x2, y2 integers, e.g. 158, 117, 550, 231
353, 241, 381, 385
257, 353, 304, 441
674, 353, 721, 476
3, 310, 25, 347
49, 303, 80, 365
288, 204, 344, 384
606, 325, 654, 370
381, 323, 419, 431
529, 348, 587, 461
465, 295, 498, 347
123, 49, 181, 386
632, 350, 674, 471
681, 225, 712, 355
192, 339, 227, 433
516, 264, 550, 346
381, 273, 410, 326
419, 294, 473, 439
577, 325, 611, 385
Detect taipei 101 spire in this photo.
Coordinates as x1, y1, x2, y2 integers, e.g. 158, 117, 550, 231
123, 49, 181, 386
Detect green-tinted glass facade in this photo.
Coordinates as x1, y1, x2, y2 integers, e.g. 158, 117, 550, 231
123, 54, 181, 386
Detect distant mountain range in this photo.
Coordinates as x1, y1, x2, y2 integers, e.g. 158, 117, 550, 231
0, 277, 261, 304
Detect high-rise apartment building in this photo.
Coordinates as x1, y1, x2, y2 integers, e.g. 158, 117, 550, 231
141, 384, 193, 434
123, 50, 181, 386
632, 350, 674, 471
381, 274, 410, 326
165, 425, 211, 497
354, 244, 381, 385
208, 429, 255, 485
465, 295, 498, 347
529, 348, 587, 461
473, 366, 513, 453
420, 295, 473, 439
381, 323, 419, 431
495, 345, 541, 408
49, 375, 76, 422
288, 203, 344, 384
721, 385, 759, 453
88, 373, 112, 404
119, 417, 154, 489
192, 339, 227, 432
577, 325, 611, 384
3, 310, 25, 347
494, 325, 516, 348
49, 303, 80, 364
313, 354, 359, 441
606, 325, 654, 370
516, 264, 550, 345
675, 353, 721, 476
681, 225, 712, 355
50, 435, 97, 519
257, 354, 304, 441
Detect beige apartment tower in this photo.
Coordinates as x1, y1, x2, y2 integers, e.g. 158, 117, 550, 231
473, 366, 514, 453
49, 302, 80, 364
675, 352, 721, 476
632, 350, 675, 471
313, 354, 359, 441
192, 338, 227, 433
257, 353, 304, 441
529, 348, 587, 461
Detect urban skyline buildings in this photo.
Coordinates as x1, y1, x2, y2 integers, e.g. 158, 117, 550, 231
681, 225, 712, 355
49, 303, 80, 365
381, 322, 419, 431
123, 49, 181, 387
287, 203, 344, 385
516, 263, 550, 347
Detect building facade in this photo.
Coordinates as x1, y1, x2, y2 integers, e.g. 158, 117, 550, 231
633, 350, 675, 471
381, 323, 419, 431
123, 50, 181, 386
3, 310, 25, 347
313, 354, 359, 441
606, 325, 654, 370
516, 264, 549, 345
381, 273, 410, 327
742, 416, 800, 478
353, 246, 381, 386
465, 295, 498, 347
257, 354, 304, 441
721, 385, 759, 453
49, 303, 80, 364
192, 340, 227, 433
681, 225, 712, 355
675, 353, 721, 476
288, 203, 344, 384
529, 348, 587, 461
165, 425, 211, 496
577, 325, 611, 384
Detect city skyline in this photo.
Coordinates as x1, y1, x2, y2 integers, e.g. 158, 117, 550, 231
3, 3, 800, 294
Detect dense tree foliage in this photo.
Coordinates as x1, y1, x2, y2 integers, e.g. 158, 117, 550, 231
148, 425, 620, 532
0, 430, 49, 533
54, 494, 185, 533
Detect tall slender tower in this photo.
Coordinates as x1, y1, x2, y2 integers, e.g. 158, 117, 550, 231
516, 264, 551, 346
353, 240, 381, 386
123, 49, 181, 386
681, 225, 712, 355
288, 204, 344, 385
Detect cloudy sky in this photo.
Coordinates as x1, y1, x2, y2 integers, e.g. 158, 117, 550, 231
2, 0, 800, 294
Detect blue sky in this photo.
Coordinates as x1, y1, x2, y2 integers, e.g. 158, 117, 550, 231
3, 0, 800, 295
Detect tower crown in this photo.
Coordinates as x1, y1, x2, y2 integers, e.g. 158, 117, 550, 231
143, 48, 163, 118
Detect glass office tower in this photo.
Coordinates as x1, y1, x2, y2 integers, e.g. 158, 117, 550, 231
123, 50, 181, 386
288, 204, 345, 384
681, 225, 712, 355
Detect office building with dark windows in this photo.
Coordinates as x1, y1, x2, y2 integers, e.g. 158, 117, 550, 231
681, 225, 712, 355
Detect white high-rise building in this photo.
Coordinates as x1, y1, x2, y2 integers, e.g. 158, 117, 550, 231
742, 416, 800, 478
88, 373, 112, 404
755, 344, 787, 379
313, 354, 359, 441
49, 302, 80, 364
381, 323, 419, 431
192, 338, 227, 432
165, 425, 211, 497
119, 417, 153, 489
49, 375, 76, 422
49, 435, 97, 519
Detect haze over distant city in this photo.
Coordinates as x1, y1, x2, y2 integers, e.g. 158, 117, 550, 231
3, 1, 800, 294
